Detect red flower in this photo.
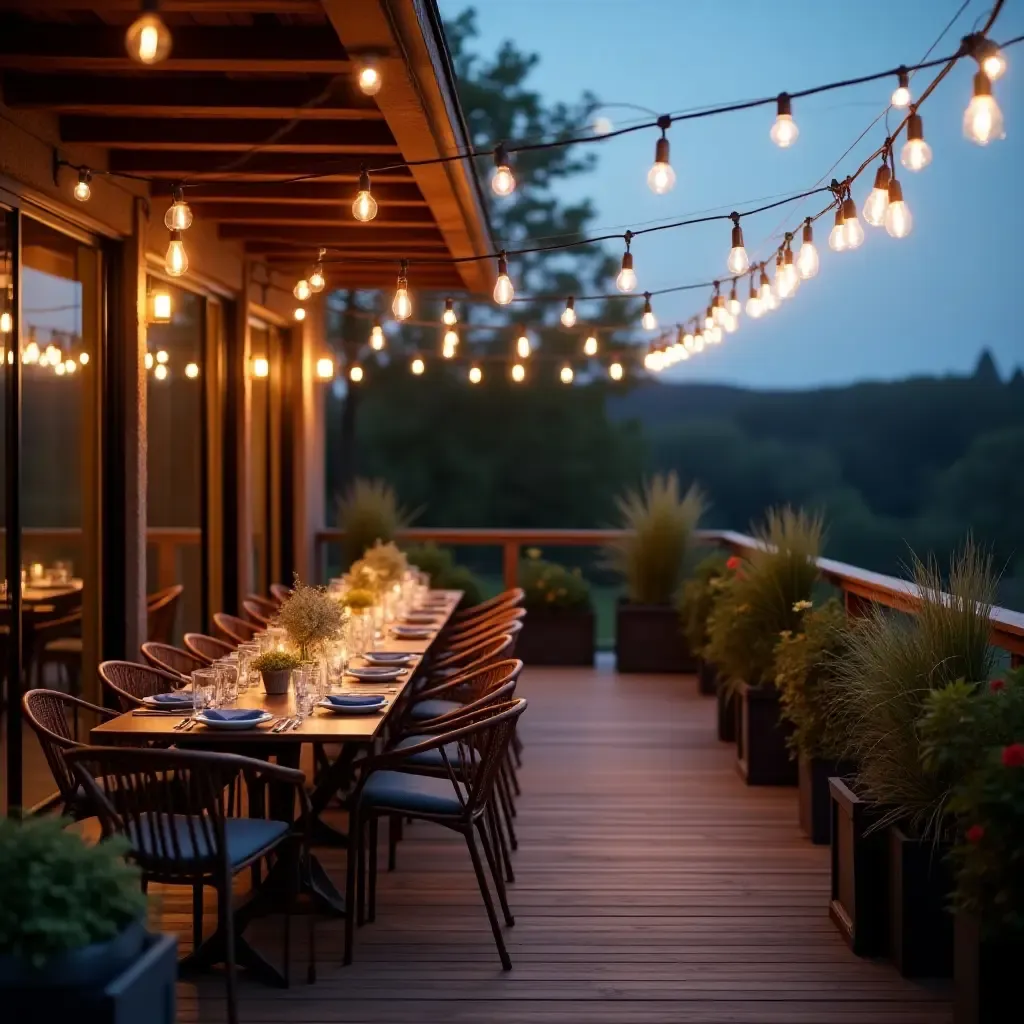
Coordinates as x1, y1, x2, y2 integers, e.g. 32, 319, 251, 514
966, 824, 985, 844
990, 678, 1006, 693
726, 556, 742, 571
1001, 743, 1024, 768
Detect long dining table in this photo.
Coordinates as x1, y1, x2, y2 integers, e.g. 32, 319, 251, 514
89, 588, 463, 985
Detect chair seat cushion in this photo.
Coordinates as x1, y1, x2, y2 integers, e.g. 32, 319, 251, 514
410, 698, 463, 721
127, 814, 289, 867
360, 770, 464, 816
45, 638, 83, 654
393, 734, 480, 769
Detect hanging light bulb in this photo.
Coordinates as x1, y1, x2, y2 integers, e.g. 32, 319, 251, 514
963, 71, 1005, 146
164, 231, 187, 277
349, 364, 364, 383
153, 363, 168, 381
442, 298, 457, 326
647, 119, 676, 195
316, 357, 334, 380
516, 331, 531, 359
746, 273, 763, 319
726, 213, 749, 274
727, 282, 741, 318
901, 111, 932, 171
682, 328, 695, 351
883, 175, 912, 238
862, 162, 891, 227
73, 168, 92, 202
968, 34, 1007, 81
164, 186, 193, 231
616, 235, 637, 293
511, 362, 526, 383
468, 365, 483, 384
828, 206, 848, 252
493, 251, 514, 305
777, 244, 800, 299
293, 278, 311, 301
891, 68, 912, 109
125, 2, 172, 65
443, 328, 459, 351
708, 324, 723, 344
841, 195, 865, 250
54, 361, 66, 377
309, 250, 327, 293
24, 339, 40, 364
392, 261, 412, 320
609, 361, 624, 381
370, 320, 385, 350
703, 305, 715, 332
583, 334, 598, 357
491, 143, 516, 197
561, 296, 577, 328
0, 312, 11, 334
352, 166, 378, 222
770, 93, 799, 148
560, 365, 574, 384
797, 219, 819, 280
185, 362, 200, 379
357, 57, 382, 96
712, 288, 728, 325
411, 356, 425, 376
79, 352, 90, 366
293, 306, 306, 321
641, 293, 657, 331
693, 328, 705, 352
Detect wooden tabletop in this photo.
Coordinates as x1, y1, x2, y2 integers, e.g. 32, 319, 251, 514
90, 590, 461, 746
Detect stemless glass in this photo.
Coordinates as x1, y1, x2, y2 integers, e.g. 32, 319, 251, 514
216, 660, 239, 705
292, 664, 314, 720
325, 640, 346, 692
191, 667, 218, 714
236, 642, 260, 690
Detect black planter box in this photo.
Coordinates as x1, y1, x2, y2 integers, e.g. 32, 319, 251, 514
697, 659, 717, 696
716, 683, 736, 742
829, 777, 890, 956
615, 601, 696, 674
736, 683, 797, 786
517, 608, 595, 666
954, 911, 1024, 1024
6, 933, 177, 1023
889, 826, 953, 978
799, 755, 856, 845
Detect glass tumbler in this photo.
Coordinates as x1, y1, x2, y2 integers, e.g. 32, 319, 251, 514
216, 660, 239, 705
191, 667, 219, 714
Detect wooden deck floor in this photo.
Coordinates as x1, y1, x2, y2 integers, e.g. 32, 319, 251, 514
163, 659, 951, 1023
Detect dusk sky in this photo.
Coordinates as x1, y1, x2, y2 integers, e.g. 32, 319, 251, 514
441, 0, 1024, 388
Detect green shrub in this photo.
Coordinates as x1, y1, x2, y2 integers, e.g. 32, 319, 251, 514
520, 553, 591, 612
337, 478, 414, 568
0, 817, 147, 967
605, 472, 705, 605
253, 650, 301, 672
677, 552, 728, 653
405, 542, 483, 609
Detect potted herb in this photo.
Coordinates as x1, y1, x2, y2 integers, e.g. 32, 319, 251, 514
774, 598, 856, 843
705, 507, 823, 785
828, 542, 996, 972
274, 579, 345, 662
678, 552, 728, 696
336, 477, 414, 569
405, 542, 484, 609
517, 550, 594, 666
605, 473, 705, 673
253, 649, 301, 695
0, 817, 176, 1020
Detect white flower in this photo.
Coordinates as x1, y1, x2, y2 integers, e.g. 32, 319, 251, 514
792, 599, 813, 612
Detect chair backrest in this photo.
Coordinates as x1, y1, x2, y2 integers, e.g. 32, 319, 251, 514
447, 606, 526, 646
269, 583, 293, 605
245, 594, 279, 618
141, 642, 205, 681
433, 632, 515, 679
99, 660, 185, 710
437, 618, 522, 664
212, 612, 257, 645
147, 585, 184, 644
416, 659, 522, 723
36, 588, 84, 622
453, 588, 524, 625
241, 600, 272, 628
183, 633, 234, 664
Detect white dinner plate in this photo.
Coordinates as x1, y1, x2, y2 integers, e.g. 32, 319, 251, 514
143, 694, 194, 709
318, 697, 389, 715
364, 652, 414, 667
196, 710, 274, 730
347, 666, 403, 682
392, 626, 432, 639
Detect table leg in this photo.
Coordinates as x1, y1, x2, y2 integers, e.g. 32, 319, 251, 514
180, 916, 286, 988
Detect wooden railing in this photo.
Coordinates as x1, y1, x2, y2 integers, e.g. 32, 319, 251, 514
314, 526, 1024, 661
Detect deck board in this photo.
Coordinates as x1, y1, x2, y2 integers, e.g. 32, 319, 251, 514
160, 658, 951, 1023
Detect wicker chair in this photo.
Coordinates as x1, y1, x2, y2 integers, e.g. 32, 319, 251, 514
141, 642, 206, 681
99, 660, 186, 710
245, 594, 279, 618
147, 585, 185, 644
22, 689, 117, 818
451, 588, 524, 627
213, 612, 258, 645
345, 698, 527, 969
426, 622, 522, 682
443, 607, 526, 649
184, 633, 235, 664
241, 600, 272, 628
67, 746, 314, 1024
269, 583, 293, 605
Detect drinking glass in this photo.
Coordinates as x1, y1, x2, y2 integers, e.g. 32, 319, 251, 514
292, 664, 314, 720
53, 560, 71, 584
236, 643, 260, 690
325, 640, 346, 692
191, 668, 218, 714
216, 661, 239, 705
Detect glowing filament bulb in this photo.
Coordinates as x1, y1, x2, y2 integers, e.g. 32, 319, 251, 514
357, 59, 382, 96
309, 261, 326, 293
728, 284, 741, 318
185, 362, 199, 378
349, 364, 363, 383
153, 363, 168, 381
583, 334, 598, 357
164, 187, 193, 231
647, 133, 676, 195
746, 278, 763, 318
883, 177, 912, 239
491, 144, 516, 197
442, 298, 457, 326
727, 216, 749, 274
560, 365, 574, 384
841, 196, 864, 250
609, 362, 623, 381
758, 267, 773, 307
293, 306, 306, 321
0, 312, 11, 333
468, 365, 482, 384
54, 362, 66, 377
353, 168, 378, 222
641, 293, 657, 331
24, 340, 40, 364
770, 93, 799, 148
777, 248, 799, 299
616, 246, 636, 293
561, 296, 577, 327
79, 352, 89, 366
126, 11, 172, 65
704, 306, 715, 332
693, 331, 705, 352
900, 112, 932, 171
316, 357, 334, 380
164, 231, 188, 277
891, 69, 911, 109
73, 169, 92, 202
862, 164, 891, 227
828, 207, 848, 252
370, 321, 385, 350
963, 72, 1004, 145
682, 330, 695, 350
493, 252, 514, 305
392, 263, 412, 320
511, 362, 525, 382
293, 279, 311, 301
516, 333, 531, 359
411, 357, 425, 376
797, 220, 819, 280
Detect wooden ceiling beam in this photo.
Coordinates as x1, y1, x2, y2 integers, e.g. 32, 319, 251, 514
223, 224, 446, 244
0, 2, 324, 12
107, 151, 412, 179
199, 203, 436, 226
182, 181, 426, 205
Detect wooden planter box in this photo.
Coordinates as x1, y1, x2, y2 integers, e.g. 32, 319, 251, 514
615, 601, 695, 674
954, 911, 1024, 1024
736, 683, 797, 786
829, 777, 890, 955
5, 933, 177, 1023
697, 659, 717, 696
517, 608, 595, 666
799, 755, 856, 845
716, 683, 736, 742
889, 826, 953, 977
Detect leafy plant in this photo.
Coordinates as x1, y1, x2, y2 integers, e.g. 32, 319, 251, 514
705, 507, 824, 690
340, 588, 376, 611
253, 650, 301, 673
830, 539, 998, 838
336, 478, 414, 568
774, 598, 851, 759
677, 552, 729, 653
605, 472, 706, 605
360, 540, 408, 587
274, 579, 344, 660
0, 817, 147, 967
520, 551, 591, 612
405, 542, 483, 609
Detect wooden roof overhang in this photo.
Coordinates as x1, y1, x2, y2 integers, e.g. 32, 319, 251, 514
0, 0, 493, 293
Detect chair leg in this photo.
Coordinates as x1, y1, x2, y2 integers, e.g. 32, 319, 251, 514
368, 814, 378, 924
356, 813, 367, 927
344, 808, 360, 966
218, 881, 239, 1024
487, 799, 515, 885
464, 827, 512, 971
192, 883, 204, 951
506, 750, 521, 797
388, 813, 400, 871
499, 763, 517, 819
282, 838, 299, 987
476, 817, 514, 927
497, 769, 519, 851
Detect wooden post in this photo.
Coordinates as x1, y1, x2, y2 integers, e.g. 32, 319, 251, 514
844, 590, 874, 619
503, 541, 519, 590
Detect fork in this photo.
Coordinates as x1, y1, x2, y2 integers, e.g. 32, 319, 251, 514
271, 717, 295, 734
173, 716, 197, 731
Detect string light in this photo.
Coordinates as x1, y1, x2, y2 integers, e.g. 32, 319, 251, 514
901, 110, 932, 171
156, 350, 168, 364
641, 293, 657, 331
154, 363, 168, 381
442, 298, 457, 326
759, 264, 777, 310
392, 261, 412, 320
746, 272, 763, 319
293, 306, 306, 321
863, 160, 892, 227
293, 278, 311, 301
126, 1, 172, 65
703, 304, 715, 332
616, 233, 637, 293
316, 357, 334, 380
963, 71, 1004, 145
357, 57, 382, 96
727, 282, 741, 318
609, 361, 624, 381
65, 359, 77, 375
252, 356, 269, 378
493, 251, 514, 305
442, 329, 459, 358
185, 362, 200, 378
349, 364, 364, 383
841, 193, 865, 249
309, 251, 327, 293
516, 331, 531, 359
164, 186, 193, 231
883, 175, 912, 238
353, 166, 378, 222
79, 352, 89, 366
682, 328, 695, 351
54, 361, 66, 377
647, 117, 676, 195
411, 356, 425, 376
828, 207, 848, 252
777, 240, 800, 299
712, 286, 728, 325
492, 143, 516, 197
0, 312, 11, 333
560, 365, 574, 384
73, 169, 91, 202
727, 212, 749, 274
797, 218, 819, 279
560, 296, 577, 327
164, 231, 187, 276
370, 321, 385, 350
770, 93, 799, 148
968, 34, 1007, 81
693, 326, 705, 352
891, 68, 912, 109
583, 334, 598, 357
24, 340, 40, 364
469, 365, 483, 384
511, 362, 526, 382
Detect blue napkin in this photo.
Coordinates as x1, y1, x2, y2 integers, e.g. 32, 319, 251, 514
325, 694, 386, 707
152, 692, 192, 704
202, 708, 265, 722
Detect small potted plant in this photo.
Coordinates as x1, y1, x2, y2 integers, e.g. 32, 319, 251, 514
274, 579, 345, 662
253, 649, 301, 695
678, 552, 729, 696
517, 550, 594, 666
605, 473, 705, 674
0, 816, 176, 1019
